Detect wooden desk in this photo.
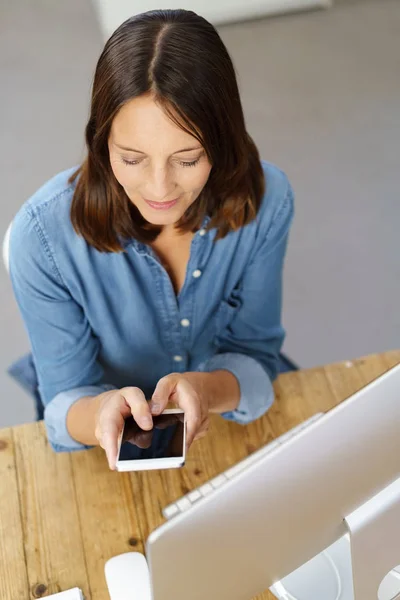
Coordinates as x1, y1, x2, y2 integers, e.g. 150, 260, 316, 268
1, 351, 399, 600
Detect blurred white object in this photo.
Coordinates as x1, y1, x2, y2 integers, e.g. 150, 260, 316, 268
2, 221, 12, 274
105, 552, 152, 600
92, 0, 332, 39
45, 590, 84, 600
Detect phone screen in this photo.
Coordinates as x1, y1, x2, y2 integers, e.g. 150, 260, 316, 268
117, 413, 185, 462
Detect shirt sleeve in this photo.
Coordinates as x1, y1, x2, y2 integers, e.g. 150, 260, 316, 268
9, 206, 116, 452
198, 179, 294, 424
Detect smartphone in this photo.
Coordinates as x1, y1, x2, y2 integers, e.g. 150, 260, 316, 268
115, 408, 186, 472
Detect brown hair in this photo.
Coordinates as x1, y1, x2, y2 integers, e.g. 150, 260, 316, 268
70, 9, 265, 252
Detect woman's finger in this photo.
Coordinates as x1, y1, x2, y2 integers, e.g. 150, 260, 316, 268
97, 387, 151, 469
98, 418, 122, 470
173, 378, 202, 448
149, 375, 177, 415
120, 386, 153, 430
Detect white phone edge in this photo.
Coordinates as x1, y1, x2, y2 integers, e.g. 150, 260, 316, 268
116, 457, 185, 472
115, 408, 186, 472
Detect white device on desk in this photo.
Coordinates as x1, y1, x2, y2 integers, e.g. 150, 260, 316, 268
105, 553, 151, 600
45, 590, 84, 600
105, 364, 400, 600
116, 409, 186, 472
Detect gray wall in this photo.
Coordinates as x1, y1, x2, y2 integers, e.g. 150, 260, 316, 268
1, 0, 399, 427
1, 0, 103, 426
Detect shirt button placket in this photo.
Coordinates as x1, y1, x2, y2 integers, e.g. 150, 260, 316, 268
175, 240, 204, 371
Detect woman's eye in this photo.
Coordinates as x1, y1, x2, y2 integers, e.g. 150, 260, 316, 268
180, 159, 200, 168
122, 158, 140, 166
121, 157, 200, 167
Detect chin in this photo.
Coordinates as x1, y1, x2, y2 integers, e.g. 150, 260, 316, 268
142, 209, 181, 227
147, 216, 177, 227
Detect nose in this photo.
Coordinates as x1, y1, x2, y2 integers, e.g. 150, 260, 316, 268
145, 164, 176, 201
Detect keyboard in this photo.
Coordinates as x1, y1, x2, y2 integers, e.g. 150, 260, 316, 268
163, 412, 324, 520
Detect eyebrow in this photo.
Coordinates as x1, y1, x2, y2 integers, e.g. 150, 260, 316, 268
114, 143, 203, 154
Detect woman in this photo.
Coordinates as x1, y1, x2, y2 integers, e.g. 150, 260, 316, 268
9, 9, 294, 470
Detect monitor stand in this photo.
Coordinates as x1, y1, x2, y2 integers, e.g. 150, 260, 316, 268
270, 477, 400, 600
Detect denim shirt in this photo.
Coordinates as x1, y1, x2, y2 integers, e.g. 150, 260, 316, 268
9, 160, 294, 453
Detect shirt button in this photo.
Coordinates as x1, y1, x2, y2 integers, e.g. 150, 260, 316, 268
192, 269, 202, 278
199, 229, 206, 236
180, 318, 190, 327
173, 355, 183, 362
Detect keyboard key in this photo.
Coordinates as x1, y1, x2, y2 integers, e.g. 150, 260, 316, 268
176, 497, 192, 512
225, 461, 248, 479
199, 483, 214, 496
210, 475, 227, 489
188, 489, 202, 503
163, 504, 179, 519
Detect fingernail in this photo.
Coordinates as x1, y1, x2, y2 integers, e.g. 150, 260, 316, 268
142, 416, 152, 427
150, 403, 160, 414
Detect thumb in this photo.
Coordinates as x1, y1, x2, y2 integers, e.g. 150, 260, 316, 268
101, 422, 120, 470
149, 374, 178, 415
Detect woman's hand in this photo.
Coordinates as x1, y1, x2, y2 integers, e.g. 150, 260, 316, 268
94, 374, 209, 469
94, 387, 154, 470
148, 372, 210, 448
67, 371, 237, 470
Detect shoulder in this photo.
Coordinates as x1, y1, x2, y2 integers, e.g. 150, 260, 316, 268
19, 166, 78, 219
231, 160, 294, 260
247, 160, 295, 249
258, 160, 294, 228
10, 166, 79, 247
9, 167, 81, 280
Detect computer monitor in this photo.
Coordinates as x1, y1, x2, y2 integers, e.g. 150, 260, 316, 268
145, 363, 400, 600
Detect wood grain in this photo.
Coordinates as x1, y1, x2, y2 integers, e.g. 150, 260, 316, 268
324, 351, 399, 407
0, 351, 398, 600
70, 446, 144, 600
0, 428, 29, 600
12, 422, 89, 599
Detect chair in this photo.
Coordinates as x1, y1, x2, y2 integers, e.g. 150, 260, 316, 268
3, 221, 44, 420
2, 221, 12, 274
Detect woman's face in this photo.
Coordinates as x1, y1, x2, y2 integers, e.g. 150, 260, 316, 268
108, 94, 212, 230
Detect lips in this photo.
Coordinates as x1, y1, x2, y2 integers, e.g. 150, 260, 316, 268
144, 198, 179, 211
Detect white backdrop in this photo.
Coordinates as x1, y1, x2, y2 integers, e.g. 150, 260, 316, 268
92, 0, 331, 39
